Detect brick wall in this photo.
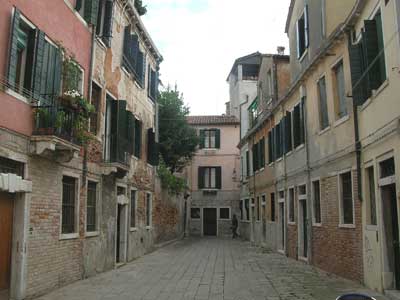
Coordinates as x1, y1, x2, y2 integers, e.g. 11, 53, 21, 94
311, 171, 363, 282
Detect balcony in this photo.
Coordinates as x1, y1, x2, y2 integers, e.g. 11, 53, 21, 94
30, 105, 81, 162
102, 134, 131, 178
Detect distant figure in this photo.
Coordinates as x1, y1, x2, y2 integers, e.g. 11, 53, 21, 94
232, 214, 238, 239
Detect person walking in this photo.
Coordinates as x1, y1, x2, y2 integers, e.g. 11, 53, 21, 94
232, 214, 239, 239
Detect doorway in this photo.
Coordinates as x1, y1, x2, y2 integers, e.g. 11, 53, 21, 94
298, 199, 308, 258
203, 208, 217, 236
279, 202, 285, 250
381, 183, 400, 290
0, 192, 14, 296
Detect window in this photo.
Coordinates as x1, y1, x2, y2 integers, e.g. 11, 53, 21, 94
96, 0, 114, 47
366, 167, 377, 226
349, 10, 386, 106
62, 60, 83, 95
259, 138, 265, 169
275, 121, 283, 159
122, 26, 146, 86
62, 176, 77, 234
240, 201, 244, 220
134, 118, 142, 158
284, 111, 292, 153
271, 193, 276, 222
86, 181, 98, 232
251, 198, 255, 221
191, 208, 200, 219
198, 167, 222, 189
90, 82, 101, 134
380, 157, 395, 178
317, 76, 329, 130
312, 180, 321, 224
332, 61, 347, 119
261, 195, 266, 221
148, 67, 158, 101
296, 6, 309, 59
7, 10, 63, 104
245, 198, 250, 221
76, 0, 102, 25
245, 150, 250, 177
321, 0, 326, 38
268, 130, 274, 164
0, 157, 24, 177
293, 100, 305, 148
146, 193, 152, 227
130, 190, 137, 228
147, 128, 158, 166
339, 172, 354, 225
219, 208, 230, 220
200, 129, 220, 149
288, 188, 295, 223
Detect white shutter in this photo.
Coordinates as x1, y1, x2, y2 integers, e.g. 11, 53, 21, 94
304, 5, 309, 48
296, 20, 301, 58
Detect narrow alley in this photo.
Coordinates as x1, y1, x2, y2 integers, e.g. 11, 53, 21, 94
36, 238, 386, 300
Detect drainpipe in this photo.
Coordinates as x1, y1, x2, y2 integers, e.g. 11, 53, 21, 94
303, 93, 313, 264
280, 104, 289, 257
353, 98, 362, 202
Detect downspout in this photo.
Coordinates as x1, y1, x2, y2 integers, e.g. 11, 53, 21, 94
81, 23, 96, 278
353, 96, 362, 202
280, 103, 289, 257
303, 93, 313, 264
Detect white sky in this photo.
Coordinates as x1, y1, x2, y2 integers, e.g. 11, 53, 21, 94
142, 0, 291, 115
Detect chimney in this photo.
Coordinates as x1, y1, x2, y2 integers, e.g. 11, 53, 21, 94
277, 46, 285, 55
225, 102, 231, 116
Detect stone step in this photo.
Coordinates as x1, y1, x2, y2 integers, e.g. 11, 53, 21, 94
386, 290, 400, 300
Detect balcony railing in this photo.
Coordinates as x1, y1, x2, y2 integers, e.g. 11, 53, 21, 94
33, 104, 79, 145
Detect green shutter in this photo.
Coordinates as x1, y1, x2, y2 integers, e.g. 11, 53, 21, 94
53, 47, 62, 101
147, 128, 157, 165
141, 53, 146, 87
110, 99, 118, 161
127, 112, 135, 154
199, 130, 205, 149
348, 40, 367, 106
32, 30, 46, 103
363, 20, 381, 91
246, 151, 250, 176
7, 9, 21, 90
198, 167, 205, 189
300, 99, 305, 145
268, 131, 273, 164
84, 0, 100, 25
285, 112, 292, 153
215, 129, 221, 149
136, 50, 144, 86
216, 167, 222, 189
261, 138, 265, 167
134, 118, 142, 158
102, 0, 114, 47
375, 13, 386, 84
76, 0, 83, 10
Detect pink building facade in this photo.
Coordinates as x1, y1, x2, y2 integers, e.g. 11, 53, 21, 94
186, 116, 241, 237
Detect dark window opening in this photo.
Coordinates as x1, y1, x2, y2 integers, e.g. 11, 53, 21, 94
271, 193, 276, 222
62, 176, 77, 234
380, 157, 395, 178
219, 208, 230, 220
130, 190, 136, 228
86, 181, 97, 232
313, 181, 321, 224
367, 167, 377, 226
0, 157, 24, 177
90, 82, 101, 134
340, 172, 354, 225
191, 207, 200, 219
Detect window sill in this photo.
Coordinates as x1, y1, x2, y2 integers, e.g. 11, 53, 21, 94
60, 233, 79, 240
240, 220, 251, 223
294, 144, 305, 152
318, 126, 331, 136
219, 218, 231, 221
288, 221, 296, 226
130, 227, 138, 232
96, 37, 107, 50
201, 188, 220, 191
276, 157, 283, 163
338, 223, 355, 229
191, 218, 201, 221
85, 231, 99, 238
121, 66, 131, 79
312, 222, 322, 227
298, 256, 308, 262
365, 224, 378, 231
5, 89, 31, 105
277, 249, 286, 255
333, 115, 350, 128
286, 151, 293, 157
146, 226, 152, 230
299, 49, 308, 62
359, 79, 389, 112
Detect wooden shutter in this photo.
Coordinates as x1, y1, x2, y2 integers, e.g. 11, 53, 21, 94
134, 118, 142, 158
363, 20, 381, 91
375, 13, 386, 84
136, 50, 144, 86
84, 0, 100, 25
102, 0, 114, 47
32, 30, 46, 103
141, 53, 146, 87
268, 131, 273, 164
117, 100, 127, 162
109, 99, 118, 161
215, 129, 221, 149
127, 112, 135, 154
272, 127, 276, 162
285, 112, 292, 153
75, 0, 83, 10
7, 9, 21, 90
216, 167, 222, 189
296, 20, 301, 59
252, 144, 257, 171
245, 151, 250, 176
304, 5, 309, 48
300, 99, 305, 145
260, 138, 265, 168
199, 130, 205, 149
130, 35, 139, 73
348, 39, 367, 106
198, 167, 205, 189
293, 104, 300, 147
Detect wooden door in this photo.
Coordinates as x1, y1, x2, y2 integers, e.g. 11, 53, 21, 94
203, 208, 217, 236
0, 192, 14, 291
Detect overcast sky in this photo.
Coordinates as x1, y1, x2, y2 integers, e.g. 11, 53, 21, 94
142, 0, 290, 115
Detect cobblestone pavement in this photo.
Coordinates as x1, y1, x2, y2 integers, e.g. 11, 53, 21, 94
37, 238, 388, 300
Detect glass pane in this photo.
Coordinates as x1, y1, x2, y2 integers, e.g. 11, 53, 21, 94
335, 62, 347, 118
318, 77, 329, 129
341, 172, 353, 224
220, 208, 230, 219
313, 181, 321, 223
367, 167, 377, 225
210, 168, 216, 188
191, 208, 200, 219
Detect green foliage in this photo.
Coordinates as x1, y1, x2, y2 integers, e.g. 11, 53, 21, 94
135, 0, 147, 16
158, 86, 200, 172
55, 111, 66, 129
62, 58, 81, 93
157, 159, 186, 195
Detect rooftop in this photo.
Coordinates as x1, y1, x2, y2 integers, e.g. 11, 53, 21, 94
187, 115, 240, 126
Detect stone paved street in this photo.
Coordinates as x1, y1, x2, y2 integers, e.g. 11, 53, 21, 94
37, 238, 387, 300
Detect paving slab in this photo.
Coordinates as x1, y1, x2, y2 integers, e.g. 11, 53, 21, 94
36, 238, 388, 300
